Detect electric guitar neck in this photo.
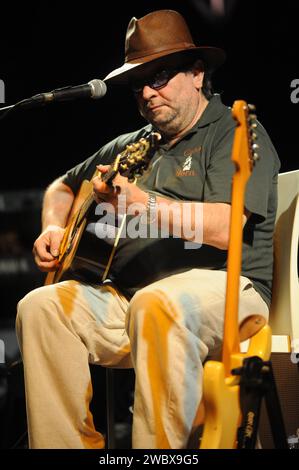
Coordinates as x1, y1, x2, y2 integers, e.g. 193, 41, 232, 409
222, 101, 258, 377
200, 100, 259, 448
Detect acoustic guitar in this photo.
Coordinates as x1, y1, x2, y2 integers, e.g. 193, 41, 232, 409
45, 131, 161, 285
199, 101, 271, 448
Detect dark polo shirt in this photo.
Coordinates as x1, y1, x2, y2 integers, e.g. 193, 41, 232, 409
63, 94, 280, 306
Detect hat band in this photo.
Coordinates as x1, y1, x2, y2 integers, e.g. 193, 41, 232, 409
125, 41, 196, 63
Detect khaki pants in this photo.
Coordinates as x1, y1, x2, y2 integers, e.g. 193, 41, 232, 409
16, 269, 269, 449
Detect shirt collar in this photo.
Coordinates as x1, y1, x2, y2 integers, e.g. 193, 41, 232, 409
147, 94, 227, 147
191, 93, 227, 130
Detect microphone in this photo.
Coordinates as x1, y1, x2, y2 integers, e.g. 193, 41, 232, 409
16, 79, 107, 110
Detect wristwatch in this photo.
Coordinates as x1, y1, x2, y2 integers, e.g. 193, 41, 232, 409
146, 192, 157, 223
140, 191, 157, 224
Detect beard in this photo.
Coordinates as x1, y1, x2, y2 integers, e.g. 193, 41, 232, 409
141, 105, 181, 136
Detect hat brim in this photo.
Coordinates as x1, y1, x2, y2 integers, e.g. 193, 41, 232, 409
104, 47, 225, 85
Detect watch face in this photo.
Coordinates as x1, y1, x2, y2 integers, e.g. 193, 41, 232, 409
147, 194, 157, 223
148, 194, 156, 206
139, 192, 157, 225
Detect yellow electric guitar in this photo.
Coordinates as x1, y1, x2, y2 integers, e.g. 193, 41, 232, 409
200, 101, 272, 449
45, 131, 161, 285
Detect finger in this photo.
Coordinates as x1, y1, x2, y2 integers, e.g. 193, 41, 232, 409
49, 231, 64, 257
112, 184, 121, 195
92, 190, 105, 204
34, 258, 59, 272
113, 173, 127, 185
96, 164, 110, 174
92, 177, 111, 195
33, 241, 56, 262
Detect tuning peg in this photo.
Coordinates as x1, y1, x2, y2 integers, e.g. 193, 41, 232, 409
152, 131, 162, 140
128, 143, 139, 152
250, 121, 257, 129
252, 143, 259, 151
250, 131, 258, 140
253, 152, 259, 161
248, 104, 256, 111
249, 113, 257, 121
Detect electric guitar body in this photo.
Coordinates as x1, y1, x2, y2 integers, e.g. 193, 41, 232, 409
200, 326, 272, 448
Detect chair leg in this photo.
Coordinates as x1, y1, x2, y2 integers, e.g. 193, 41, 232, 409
106, 368, 115, 449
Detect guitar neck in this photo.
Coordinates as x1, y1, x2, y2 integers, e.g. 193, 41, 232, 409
222, 173, 245, 376
221, 100, 254, 377
74, 131, 161, 223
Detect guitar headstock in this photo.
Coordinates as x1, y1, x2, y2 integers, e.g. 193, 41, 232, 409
231, 100, 259, 181
107, 131, 161, 183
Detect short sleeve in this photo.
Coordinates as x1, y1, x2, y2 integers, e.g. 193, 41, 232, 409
62, 139, 119, 195
62, 125, 153, 195
203, 120, 280, 222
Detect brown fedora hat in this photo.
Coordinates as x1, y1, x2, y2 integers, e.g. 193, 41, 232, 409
104, 10, 225, 85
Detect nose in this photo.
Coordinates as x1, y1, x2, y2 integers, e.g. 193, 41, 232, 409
141, 85, 158, 100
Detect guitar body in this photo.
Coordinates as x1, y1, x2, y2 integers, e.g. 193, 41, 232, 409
200, 361, 240, 449
45, 180, 92, 285
44, 132, 161, 286
200, 325, 272, 448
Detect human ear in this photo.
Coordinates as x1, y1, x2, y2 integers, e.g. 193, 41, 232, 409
193, 70, 204, 90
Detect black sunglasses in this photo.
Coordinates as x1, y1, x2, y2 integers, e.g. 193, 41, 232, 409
131, 68, 180, 94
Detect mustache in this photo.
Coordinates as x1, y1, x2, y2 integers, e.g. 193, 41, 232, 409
143, 101, 167, 111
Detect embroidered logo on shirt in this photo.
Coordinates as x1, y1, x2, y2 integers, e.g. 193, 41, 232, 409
182, 155, 192, 171
176, 155, 196, 176
183, 145, 202, 158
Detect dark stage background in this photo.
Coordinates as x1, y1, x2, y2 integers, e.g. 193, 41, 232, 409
1, 0, 298, 316
1, 0, 299, 192
0, 0, 298, 449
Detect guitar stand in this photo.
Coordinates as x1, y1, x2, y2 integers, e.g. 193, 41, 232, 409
232, 356, 289, 449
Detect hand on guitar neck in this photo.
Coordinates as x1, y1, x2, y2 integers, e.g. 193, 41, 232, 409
92, 164, 148, 209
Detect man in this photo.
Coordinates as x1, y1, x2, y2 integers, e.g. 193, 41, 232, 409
16, 10, 280, 449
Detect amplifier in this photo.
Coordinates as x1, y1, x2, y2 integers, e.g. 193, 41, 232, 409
259, 352, 299, 448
